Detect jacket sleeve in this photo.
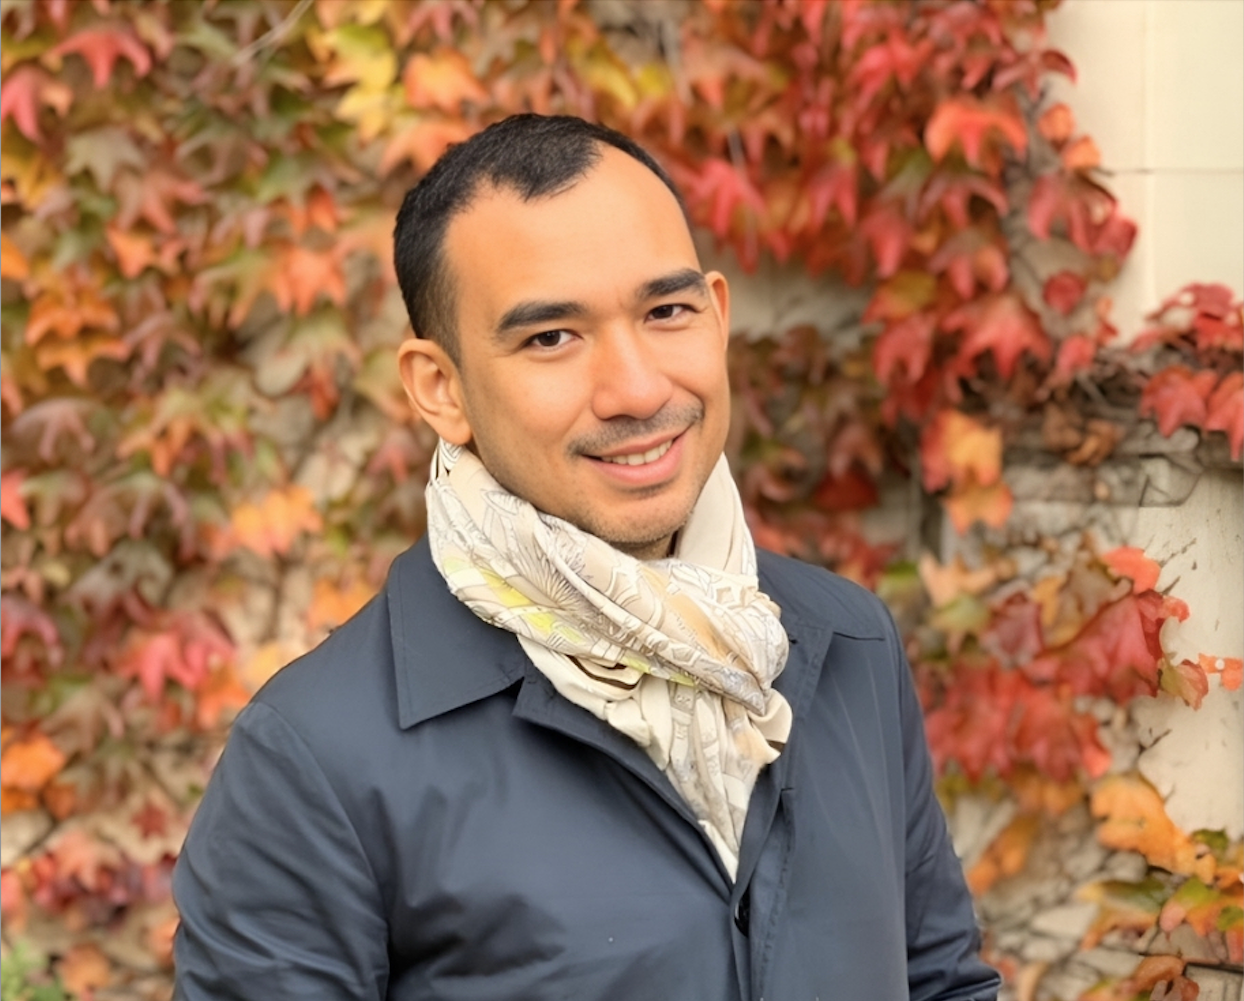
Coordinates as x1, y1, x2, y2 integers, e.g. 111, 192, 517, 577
886, 609, 1001, 1001
173, 700, 389, 1000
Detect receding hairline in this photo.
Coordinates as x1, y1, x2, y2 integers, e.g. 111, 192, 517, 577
432, 143, 696, 353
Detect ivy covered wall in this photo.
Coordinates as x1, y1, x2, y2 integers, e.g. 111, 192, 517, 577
1, 1, 1240, 997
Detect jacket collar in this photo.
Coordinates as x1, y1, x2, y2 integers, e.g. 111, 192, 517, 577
387, 537, 531, 729
386, 537, 856, 731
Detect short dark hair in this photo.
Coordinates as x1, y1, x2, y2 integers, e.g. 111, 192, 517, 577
392, 114, 687, 363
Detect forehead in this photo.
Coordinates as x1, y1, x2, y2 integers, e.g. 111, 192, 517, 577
442, 148, 699, 335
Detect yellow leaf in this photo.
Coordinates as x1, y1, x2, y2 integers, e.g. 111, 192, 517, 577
576, 45, 639, 110
335, 84, 399, 143
323, 24, 396, 92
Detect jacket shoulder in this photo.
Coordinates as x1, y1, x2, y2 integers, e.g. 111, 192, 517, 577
756, 547, 893, 641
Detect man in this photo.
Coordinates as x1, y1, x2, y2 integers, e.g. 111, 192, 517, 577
173, 114, 1000, 1000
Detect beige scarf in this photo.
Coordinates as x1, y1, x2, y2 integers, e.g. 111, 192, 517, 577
425, 439, 792, 877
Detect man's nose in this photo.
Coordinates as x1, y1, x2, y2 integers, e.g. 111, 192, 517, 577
589, 326, 674, 421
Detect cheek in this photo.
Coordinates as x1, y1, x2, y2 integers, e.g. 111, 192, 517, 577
469, 377, 576, 457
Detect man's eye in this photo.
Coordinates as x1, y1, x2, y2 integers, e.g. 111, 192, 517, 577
527, 330, 571, 349
648, 303, 691, 322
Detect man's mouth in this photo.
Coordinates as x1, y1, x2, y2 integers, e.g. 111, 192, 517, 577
596, 439, 675, 466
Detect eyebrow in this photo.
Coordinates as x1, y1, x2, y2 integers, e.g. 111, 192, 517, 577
635, 268, 709, 302
493, 268, 710, 341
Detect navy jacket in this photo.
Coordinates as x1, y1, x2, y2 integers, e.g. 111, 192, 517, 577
173, 539, 999, 1000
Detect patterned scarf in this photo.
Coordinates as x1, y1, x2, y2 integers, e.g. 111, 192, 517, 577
425, 439, 791, 878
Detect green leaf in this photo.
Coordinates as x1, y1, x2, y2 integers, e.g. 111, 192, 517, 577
65, 126, 146, 190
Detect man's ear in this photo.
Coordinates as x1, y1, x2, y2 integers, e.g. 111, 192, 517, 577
397, 337, 473, 446
705, 270, 731, 350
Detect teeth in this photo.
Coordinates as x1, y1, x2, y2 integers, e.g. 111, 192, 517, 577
600, 440, 673, 466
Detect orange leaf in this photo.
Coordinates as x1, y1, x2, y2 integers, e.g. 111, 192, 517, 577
35, 333, 131, 387
1011, 769, 1084, 816
380, 118, 474, 175
0, 232, 30, 280
1, 731, 67, 799
925, 95, 1028, 169
1061, 136, 1101, 172
402, 50, 488, 112
1101, 546, 1161, 593
269, 245, 347, 316
1037, 102, 1075, 145
967, 813, 1040, 896
1128, 954, 1186, 990
920, 410, 1003, 492
307, 577, 376, 633
1199, 653, 1243, 691
58, 943, 112, 998
230, 485, 323, 558
25, 285, 119, 344
194, 665, 251, 730
106, 225, 158, 279
1091, 774, 1216, 881
944, 479, 1013, 534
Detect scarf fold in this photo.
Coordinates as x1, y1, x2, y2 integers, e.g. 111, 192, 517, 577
425, 439, 791, 878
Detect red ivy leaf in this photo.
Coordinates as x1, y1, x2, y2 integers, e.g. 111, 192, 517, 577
0, 66, 45, 141
1139, 365, 1218, 437
944, 292, 1051, 379
859, 201, 911, 277
1043, 271, 1087, 316
873, 313, 936, 387
1051, 333, 1097, 384
51, 25, 153, 89
1205, 371, 1244, 459
682, 158, 767, 241
1, 470, 31, 530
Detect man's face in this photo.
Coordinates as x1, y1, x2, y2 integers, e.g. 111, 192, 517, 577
410, 147, 732, 560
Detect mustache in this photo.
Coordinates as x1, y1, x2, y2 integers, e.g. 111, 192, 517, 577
569, 403, 705, 457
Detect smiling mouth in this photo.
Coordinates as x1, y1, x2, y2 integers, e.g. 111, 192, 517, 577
596, 439, 674, 466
